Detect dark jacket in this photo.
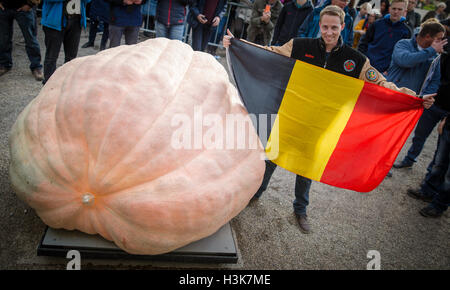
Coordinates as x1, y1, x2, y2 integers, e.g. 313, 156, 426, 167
297, 0, 354, 46
247, 0, 283, 45
255, 36, 415, 94
105, 0, 147, 27
405, 10, 421, 30
187, 0, 226, 29
1, 0, 37, 9
358, 14, 411, 72
156, 0, 190, 26
89, 0, 110, 23
291, 37, 366, 78
434, 36, 450, 112
271, 0, 313, 46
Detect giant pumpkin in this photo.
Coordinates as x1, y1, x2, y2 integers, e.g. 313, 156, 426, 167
9, 38, 265, 255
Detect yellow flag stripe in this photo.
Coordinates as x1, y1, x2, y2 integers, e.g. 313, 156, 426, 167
266, 60, 365, 181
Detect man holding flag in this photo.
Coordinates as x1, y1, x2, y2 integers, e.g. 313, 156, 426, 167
223, 5, 435, 234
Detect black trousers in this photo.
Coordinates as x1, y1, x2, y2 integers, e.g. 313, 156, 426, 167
43, 16, 81, 83
88, 19, 109, 50
191, 23, 212, 52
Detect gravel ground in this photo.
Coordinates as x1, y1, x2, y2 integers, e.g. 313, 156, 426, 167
0, 21, 449, 270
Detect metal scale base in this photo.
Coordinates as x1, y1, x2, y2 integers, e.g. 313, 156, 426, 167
37, 223, 238, 263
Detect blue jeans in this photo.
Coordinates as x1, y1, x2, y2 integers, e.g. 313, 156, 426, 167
155, 21, 184, 41
0, 8, 42, 71
420, 128, 450, 212
254, 160, 311, 215
403, 105, 448, 164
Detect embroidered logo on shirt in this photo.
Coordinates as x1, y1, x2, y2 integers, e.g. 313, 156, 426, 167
366, 69, 379, 82
305, 54, 315, 59
344, 60, 356, 72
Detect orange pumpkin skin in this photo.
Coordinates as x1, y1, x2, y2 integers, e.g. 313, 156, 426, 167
9, 38, 265, 255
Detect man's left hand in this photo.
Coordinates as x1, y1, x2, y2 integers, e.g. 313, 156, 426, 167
212, 16, 220, 27
438, 117, 446, 135
222, 29, 234, 48
17, 4, 31, 12
422, 93, 436, 109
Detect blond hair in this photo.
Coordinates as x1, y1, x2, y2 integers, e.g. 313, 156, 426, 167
320, 5, 345, 24
360, 2, 372, 12
390, 0, 409, 7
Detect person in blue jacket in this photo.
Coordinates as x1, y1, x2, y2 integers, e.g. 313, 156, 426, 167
387, 20, 445, 97
357, 0, 411, 73
406, 19, 450, 218
105, 0, 147, 48
81, 0, 110, 50
297, 0, 354, 46
155, 0, 191, 41
391, 19, 448, 169
187, 0, 226, 51
41, 0, 91, 84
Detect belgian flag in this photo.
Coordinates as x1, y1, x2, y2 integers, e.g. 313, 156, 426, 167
226, 39, 424, 192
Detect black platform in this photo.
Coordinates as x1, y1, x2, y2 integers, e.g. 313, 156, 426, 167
37, 223, 238, 263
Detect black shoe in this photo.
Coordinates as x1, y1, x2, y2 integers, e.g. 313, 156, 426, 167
393, 160, 413, 169
143, 31, 154, 38
82, 42, 94, 48
419, 205, 443, 218
32, 68, 43, 81
294, 213, 311, 234
0, 66, 11, 77
407, 188, 434, 202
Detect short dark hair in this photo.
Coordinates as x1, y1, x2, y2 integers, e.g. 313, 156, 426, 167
419, 18, 446, 38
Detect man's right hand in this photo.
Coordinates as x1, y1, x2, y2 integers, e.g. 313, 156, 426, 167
261, 11, 271, 23
197, 14, 208, 24
422, 93, 436, 109
0, 3, 5, 10
222, 29, 234, 48
123, 0, 134, 5
431, 38, 448, 54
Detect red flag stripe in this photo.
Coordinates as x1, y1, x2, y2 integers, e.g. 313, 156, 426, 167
319, 82, 424, 192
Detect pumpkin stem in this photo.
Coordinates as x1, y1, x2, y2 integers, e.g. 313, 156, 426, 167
82, 193, 95, 205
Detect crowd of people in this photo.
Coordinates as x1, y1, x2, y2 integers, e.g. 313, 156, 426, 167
224, 0, 449, 234
0, 0, 449, 233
